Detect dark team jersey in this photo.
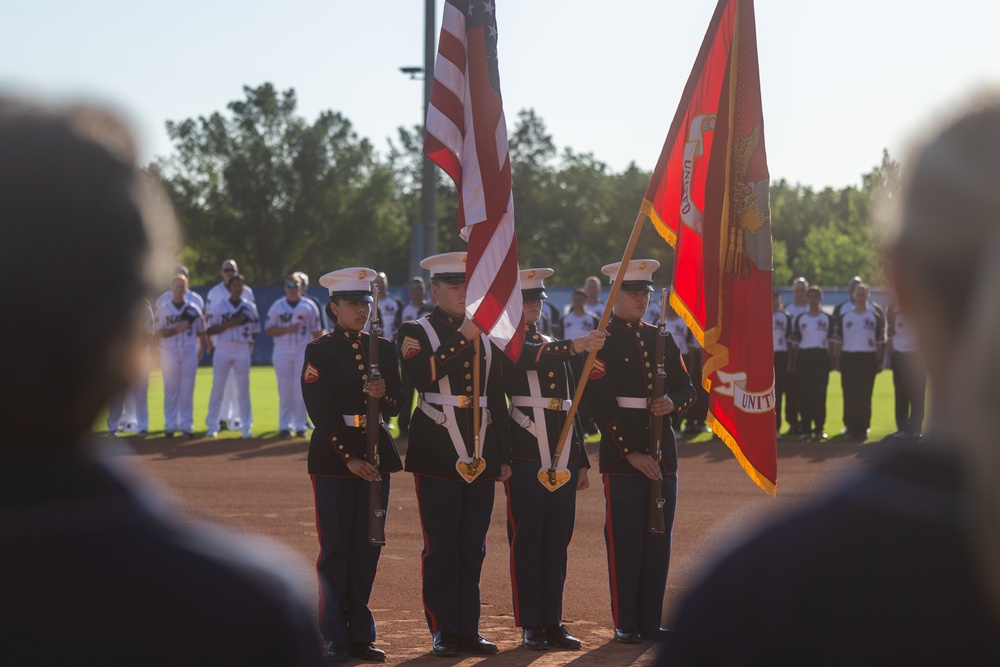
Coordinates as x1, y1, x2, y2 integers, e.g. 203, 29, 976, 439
302, 326, 403, 477
396, 308, 511, 481
584, 314, 696, 475
500, 323, 591, 467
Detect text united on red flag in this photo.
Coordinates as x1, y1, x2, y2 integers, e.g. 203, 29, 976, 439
642, 0, 777, 494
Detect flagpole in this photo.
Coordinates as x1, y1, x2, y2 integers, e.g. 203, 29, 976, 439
543, 209, 647, 488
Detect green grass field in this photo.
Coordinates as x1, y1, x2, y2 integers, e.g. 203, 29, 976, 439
98, 366, 911, 443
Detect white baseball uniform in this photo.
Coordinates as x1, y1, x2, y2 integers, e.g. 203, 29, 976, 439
206, 282, 255, 429
266, 296, 319, 433
642, 298, 662, 325
205, 296, 259, 436
662, 315, 691, 355
156, 299, 205, 434
108, 300, 153, 434
364, 294, 405, 340
155, 288, 205, 313
401, 302, 432, 324
562, 310, 598, 340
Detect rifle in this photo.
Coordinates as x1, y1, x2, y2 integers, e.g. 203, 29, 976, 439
366, 282, 386, 546
647, 288, 669, 535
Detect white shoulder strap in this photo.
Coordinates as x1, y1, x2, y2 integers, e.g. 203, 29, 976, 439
416, 317, 488, 472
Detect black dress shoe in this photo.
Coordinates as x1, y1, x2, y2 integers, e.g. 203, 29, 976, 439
455, 634, 499, 654
431, 631, 458, 657
278, 430, 291, 439
543, 624, 581, 650
326, 642, 350, 663
295, 430, 306, 438
522, 626, 548, 650
614, 628, 642, 644
349, 642, 386, 662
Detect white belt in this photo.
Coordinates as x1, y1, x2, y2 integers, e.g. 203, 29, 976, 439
418, 397, 491, 427
616, 396, 648, 410
517, 371, 574, 483
422, 392, 492, 409
416, 318, 492, 477
508, 406, 539, 438
342, 414, 383, 428
509, 396, 572, 411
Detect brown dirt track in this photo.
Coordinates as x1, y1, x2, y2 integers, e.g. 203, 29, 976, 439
113, 435, 876, 665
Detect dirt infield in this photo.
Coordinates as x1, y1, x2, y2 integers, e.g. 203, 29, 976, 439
114, 435, 874, 665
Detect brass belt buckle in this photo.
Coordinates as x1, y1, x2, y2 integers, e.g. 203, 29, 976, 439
547, 397, 563, 411
353, 415, 367, 428
456, 395, 473, 409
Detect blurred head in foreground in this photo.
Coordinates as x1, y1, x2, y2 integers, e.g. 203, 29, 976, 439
0, 99, 178, 452
0, 98, 323, 665
888, 92, 1000, 616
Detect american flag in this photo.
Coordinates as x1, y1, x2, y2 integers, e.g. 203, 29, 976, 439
425, 0, 524, 360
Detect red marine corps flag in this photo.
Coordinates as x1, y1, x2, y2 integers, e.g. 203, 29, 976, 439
424, 0, 524, 360
643, 0, 777, 494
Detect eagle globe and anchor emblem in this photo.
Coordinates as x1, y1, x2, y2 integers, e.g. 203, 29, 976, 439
681, 112, 775, 415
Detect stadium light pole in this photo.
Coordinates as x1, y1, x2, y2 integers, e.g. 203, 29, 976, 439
400, 65, 425, 282
400, 0, 436, 282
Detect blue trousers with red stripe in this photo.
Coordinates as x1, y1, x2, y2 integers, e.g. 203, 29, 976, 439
414, 474, 495, 636
603, 472, 677, 632
312, 474, 391, 644
504, 460, 579, 628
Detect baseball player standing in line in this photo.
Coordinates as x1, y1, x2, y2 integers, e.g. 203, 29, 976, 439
205, 258, 255, 432
106, 299, 154, 436
155, 265, 205, 313
783, 277, 810, 434
155, 274, 208, 437
266, 273, 321, 438
834, 283, 885, 440
790, 285, 836, 441
366, 272, 404, 341
293, 271, 326, 334
205, 273, 259, 438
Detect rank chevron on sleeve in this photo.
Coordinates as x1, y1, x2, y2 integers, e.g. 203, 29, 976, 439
400, 336, 422, 360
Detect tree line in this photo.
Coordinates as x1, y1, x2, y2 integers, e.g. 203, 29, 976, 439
154, 83, 899, 289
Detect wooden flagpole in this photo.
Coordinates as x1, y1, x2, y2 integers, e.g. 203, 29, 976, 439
540, 209, 648, 490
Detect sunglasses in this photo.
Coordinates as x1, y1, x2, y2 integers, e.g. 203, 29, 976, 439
286, 283, 301, 289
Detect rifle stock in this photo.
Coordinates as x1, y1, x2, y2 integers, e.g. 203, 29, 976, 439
647, 288, 669, 535
367, 283, 386, 546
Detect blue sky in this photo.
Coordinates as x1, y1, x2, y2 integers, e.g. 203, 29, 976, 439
4, 0, 999, 189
